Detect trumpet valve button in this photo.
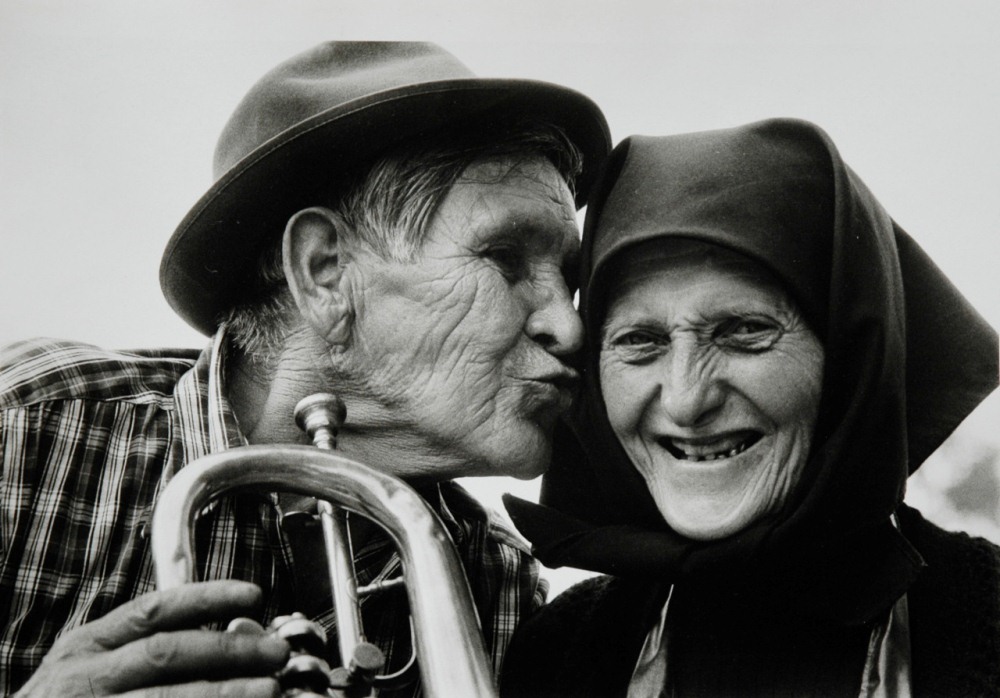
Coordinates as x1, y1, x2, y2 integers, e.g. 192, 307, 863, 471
278, 653, 332, 693
271, 613, 329, 657
349, 642, 385, 676
328, 642, 385, 696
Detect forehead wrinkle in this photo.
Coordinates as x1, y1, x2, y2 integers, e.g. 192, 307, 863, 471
469, 196, 578, 260
459, 155, 572, 206
607, 253, 800, 322
427, 157, 577, 269
467, 153, 554, 184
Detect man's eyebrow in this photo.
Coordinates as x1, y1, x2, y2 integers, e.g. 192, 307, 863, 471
480, 213, 577, 250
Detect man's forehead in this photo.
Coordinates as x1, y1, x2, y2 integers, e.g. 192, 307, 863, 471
452, 158, 573, 219
454, 154, 569, 195
452, 176, 576, 239
413, 154, 577, 252
428, 175, 580, 257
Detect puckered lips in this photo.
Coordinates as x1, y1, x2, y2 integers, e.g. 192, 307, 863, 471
656, 430, 764, 462
519, 367, 580, 413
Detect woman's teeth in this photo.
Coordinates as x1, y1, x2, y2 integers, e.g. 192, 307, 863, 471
659, 434, 760, 462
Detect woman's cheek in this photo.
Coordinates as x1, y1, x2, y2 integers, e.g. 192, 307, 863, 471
599, 354, 651, 436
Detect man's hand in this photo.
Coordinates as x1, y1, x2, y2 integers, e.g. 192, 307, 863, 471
16, 580, 290, 697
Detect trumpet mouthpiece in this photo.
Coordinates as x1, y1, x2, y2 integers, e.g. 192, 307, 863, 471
294, 393, 347, 449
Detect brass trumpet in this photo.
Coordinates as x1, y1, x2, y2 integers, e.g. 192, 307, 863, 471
151, 393, 498, 697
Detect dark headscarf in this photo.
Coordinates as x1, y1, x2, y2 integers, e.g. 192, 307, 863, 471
506, 118, 998, 624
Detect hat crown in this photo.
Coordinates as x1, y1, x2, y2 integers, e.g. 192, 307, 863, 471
214, 42, 475, 177
163, 40, 609, 336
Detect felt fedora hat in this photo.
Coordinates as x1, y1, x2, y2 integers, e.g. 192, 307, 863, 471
160, 41, 611, 335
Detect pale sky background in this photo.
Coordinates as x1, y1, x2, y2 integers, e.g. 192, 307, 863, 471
1, 0, 998, 595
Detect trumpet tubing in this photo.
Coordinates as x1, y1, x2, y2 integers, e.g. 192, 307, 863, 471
151, 398, 498, 697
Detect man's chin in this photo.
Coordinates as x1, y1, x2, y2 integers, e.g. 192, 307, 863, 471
490, 440, 551, 480
457, 441, 550, 480
505, 458, 549, 481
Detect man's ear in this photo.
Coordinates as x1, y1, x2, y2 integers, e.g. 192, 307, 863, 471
283, 207, 354, 346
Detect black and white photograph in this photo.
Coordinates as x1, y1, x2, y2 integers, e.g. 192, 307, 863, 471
1, 2, 998, 695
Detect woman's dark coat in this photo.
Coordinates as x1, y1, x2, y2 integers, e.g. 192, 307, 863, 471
501, 506, 1000, 696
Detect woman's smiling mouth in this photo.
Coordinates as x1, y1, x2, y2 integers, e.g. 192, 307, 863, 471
656, 431, 764, 462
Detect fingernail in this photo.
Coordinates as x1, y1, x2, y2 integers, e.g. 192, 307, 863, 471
259, 634, 291, 662
228, 617, 266, 635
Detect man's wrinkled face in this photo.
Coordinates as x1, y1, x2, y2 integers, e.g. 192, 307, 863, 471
343, 156, 582, 481
599, 241, 824, 540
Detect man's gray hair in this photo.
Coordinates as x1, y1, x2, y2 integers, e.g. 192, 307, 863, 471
221, 121, 583, 366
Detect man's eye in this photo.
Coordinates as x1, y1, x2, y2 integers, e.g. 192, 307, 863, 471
483, 246, 526, 282
713, 318, 783, 352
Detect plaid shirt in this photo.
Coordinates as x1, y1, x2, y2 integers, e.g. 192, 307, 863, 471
0, 333, 546, 695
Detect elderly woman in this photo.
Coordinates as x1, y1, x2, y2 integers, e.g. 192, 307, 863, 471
501, 119, 999, 696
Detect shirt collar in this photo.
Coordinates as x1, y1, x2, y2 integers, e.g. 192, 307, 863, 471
169, 327, 248, 478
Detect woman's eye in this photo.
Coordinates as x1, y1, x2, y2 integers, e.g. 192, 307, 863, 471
606, 330, 666, 363
714, 318, 783, 351
617, 331, 657, 346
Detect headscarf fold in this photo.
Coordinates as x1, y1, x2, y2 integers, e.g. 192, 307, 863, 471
506, 118, 998, 624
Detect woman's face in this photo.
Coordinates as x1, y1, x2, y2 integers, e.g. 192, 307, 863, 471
598, 240, 824, 540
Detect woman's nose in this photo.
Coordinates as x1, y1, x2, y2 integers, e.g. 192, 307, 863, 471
525, 280, 584, 356
657, 343, 725, 427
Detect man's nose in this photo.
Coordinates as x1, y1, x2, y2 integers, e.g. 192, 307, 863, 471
657, 342, 725, 427
525, 281, 584, 356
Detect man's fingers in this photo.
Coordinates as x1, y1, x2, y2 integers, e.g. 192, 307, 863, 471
116, 677, 282, 698
87, 629, 289, 694
19, 583, 283, 698
53, 581, 263, 655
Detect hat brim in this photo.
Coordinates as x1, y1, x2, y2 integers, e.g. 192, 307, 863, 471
160, 78, 611, 336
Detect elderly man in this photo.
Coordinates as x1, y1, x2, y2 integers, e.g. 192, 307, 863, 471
0, 42, 609, 696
